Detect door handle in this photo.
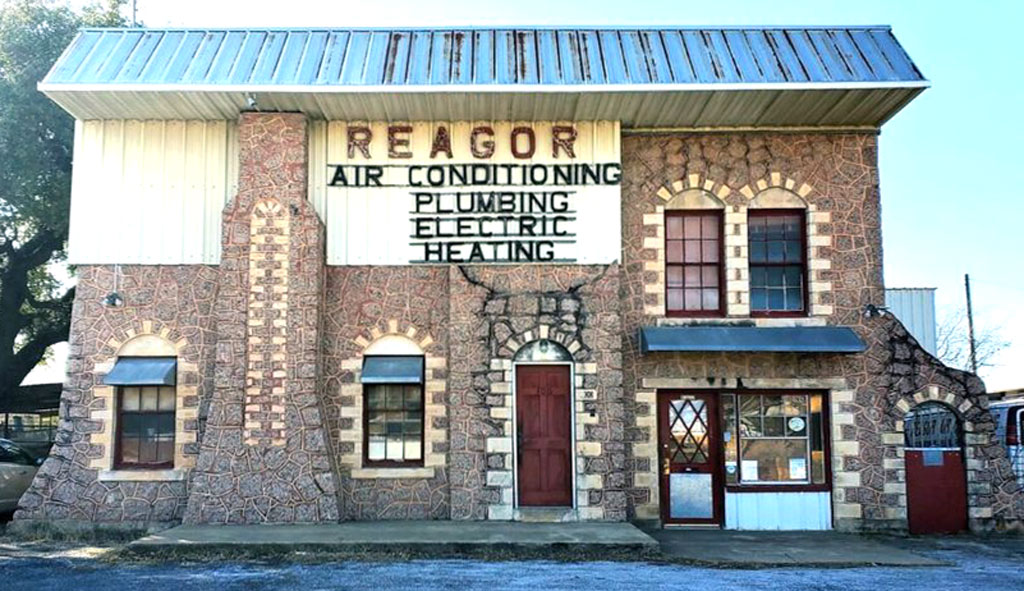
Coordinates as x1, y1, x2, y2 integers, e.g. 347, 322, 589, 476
662, 456, 670, 475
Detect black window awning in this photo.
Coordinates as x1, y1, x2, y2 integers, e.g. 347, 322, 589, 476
639, 326, 866, 354
361, 356, 424, 384
102, 357, 177, 386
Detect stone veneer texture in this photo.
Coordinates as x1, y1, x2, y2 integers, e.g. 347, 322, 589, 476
182, 113, 339, 523
15, 125, 1024, 531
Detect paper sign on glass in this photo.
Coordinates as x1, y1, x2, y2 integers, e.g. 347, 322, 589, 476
789, 457, 807, 480
741, 460, 760, 481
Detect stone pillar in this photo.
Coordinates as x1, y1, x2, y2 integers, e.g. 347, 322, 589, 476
184, 112, 339, 523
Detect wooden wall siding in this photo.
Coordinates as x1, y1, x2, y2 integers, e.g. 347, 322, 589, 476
307, 120, 622, 266
724, 491, 833, 530
68, 119, 239, 265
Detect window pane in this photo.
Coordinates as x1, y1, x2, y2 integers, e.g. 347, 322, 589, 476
386, 413, 404, 436
156, 412, 175, 438
367, 386, 384, 410
784, 266, 803, 287
121, 436, 140, 464
683, 216, 701, 237
740, 396, 762, 437
721, 394, 738, 485
139, 437, 158, 464
750, 289, 767, 311
158, 387, 176, 411
701, 289, 719, 311
701, 240, 719, 263
784, 240, 802, 262
141, 387, 159, 411
684, 266, 701, 287
666, 216, 684, 239
405, 417, 422, 436
386, 436, 403, 460
762, 395, 784, 416
667, 241, 683, 263
767, 267, 784, 287
749, 241, 766, 263
785, 288, 803, 310
701, 215, 719, 238
768, 289, 785, 310
701, 266, 718, 287
667, 289, 684, 311
404, 386, 422, 411
810, 395, 826, 484
684, 240, 701, 263
385, 386, 404, 409
684, 289, 701, 309
404, 437, 422, 460
667, 266, 684, 287
749, 267, 766, 288
122, 387, 140, 411
763, 416, 786, 436
368, 436, 386, 460
157, 440, 174, 465
740, 439, 808, 482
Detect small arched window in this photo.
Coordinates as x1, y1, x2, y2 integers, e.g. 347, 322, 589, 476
904, 402, 962, 449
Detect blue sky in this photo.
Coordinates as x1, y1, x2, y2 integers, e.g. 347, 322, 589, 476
53, 0, 1022, 390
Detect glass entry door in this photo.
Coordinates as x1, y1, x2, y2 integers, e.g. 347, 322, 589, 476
658, 392, 722, 525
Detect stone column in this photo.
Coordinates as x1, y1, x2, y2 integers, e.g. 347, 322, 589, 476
184, 112, 339, 523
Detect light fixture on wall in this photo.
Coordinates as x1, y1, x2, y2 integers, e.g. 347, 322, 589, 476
863, 303, 889, 318
245, 92, 259, 111
102, 264, 124, 308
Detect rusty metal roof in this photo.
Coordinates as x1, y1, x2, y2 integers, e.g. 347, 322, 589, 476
39, 26, 928, 125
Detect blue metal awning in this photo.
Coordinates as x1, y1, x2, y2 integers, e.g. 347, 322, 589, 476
102, 357, 177, 385
639, 326, 866, 354
361, 356, 424, 384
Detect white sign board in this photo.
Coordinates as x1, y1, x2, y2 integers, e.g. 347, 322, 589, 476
321, 121, 621, 265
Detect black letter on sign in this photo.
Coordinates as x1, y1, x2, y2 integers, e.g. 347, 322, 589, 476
329, 166, 349, 186
511, 127, 536, 159
388, 125, 413, 159
471, 126, 495, 159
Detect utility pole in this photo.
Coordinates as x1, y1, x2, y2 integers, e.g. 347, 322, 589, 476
965, 273, 978, 374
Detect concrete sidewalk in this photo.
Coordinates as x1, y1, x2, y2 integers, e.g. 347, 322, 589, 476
647, 528, 945, 567
129, 521, 659, 555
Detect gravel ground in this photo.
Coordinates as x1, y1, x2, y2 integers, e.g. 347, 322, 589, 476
0, 537, 1022, 591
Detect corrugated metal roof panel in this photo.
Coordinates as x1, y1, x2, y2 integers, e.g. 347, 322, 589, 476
43, 26, 925, 88
885, 288, 938, 356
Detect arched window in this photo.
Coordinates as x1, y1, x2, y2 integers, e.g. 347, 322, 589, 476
904, 402, 962, 449
664, 189, 726, 317
748, 188, 808, 316
103, 335, 178, 469
361, 335, 425, 466
514, 339, 573, 362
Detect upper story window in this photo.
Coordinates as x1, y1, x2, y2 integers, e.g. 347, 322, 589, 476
103, 356, 178, 469
748, 210, 806, 316
362, 355, 425, 466
665, 210, 724, 316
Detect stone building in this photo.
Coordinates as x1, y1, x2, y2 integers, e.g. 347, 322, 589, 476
16, 26, 1024, 533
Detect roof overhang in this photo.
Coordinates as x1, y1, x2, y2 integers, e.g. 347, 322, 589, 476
39, 83, 926, 125
639, 325, 867, 354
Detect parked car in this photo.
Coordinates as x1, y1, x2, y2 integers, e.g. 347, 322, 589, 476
990, 398, 1024, 487
0, 438, 41, 513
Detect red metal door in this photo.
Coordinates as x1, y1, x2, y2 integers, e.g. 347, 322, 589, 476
905, 403, 968, 535
658, 392, 722, 525
516, 365, 572, 506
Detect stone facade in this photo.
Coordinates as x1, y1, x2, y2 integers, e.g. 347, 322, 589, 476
182, 113, 339, 524
15, 265, 217, 525
16, 119, 1024, 532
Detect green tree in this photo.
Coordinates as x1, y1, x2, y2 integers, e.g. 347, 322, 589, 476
0, 0, 126, 402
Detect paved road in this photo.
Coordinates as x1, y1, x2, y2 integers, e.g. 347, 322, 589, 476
1, 539, 1023, 591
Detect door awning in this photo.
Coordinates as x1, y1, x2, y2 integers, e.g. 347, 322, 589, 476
639, 326, 866, 354
361, 356, 424, 384
102, 357, 177, 386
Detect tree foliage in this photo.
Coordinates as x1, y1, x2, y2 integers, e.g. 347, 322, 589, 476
0, 0, 126, 400
936, 307, 1010, 374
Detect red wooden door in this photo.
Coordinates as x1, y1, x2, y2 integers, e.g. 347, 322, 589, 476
658, 392, 722, 525
906, 450, 968, 534
905, 402, 967, 535
516, 365, 572, 506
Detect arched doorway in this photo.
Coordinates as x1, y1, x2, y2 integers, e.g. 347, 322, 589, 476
513, 339, 574, 508
904, 402, 968, 534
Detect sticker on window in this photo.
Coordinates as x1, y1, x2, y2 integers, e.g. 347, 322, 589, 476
788, 417, 806, 432
741, 460, 759, 481
789, 457, 807, 480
